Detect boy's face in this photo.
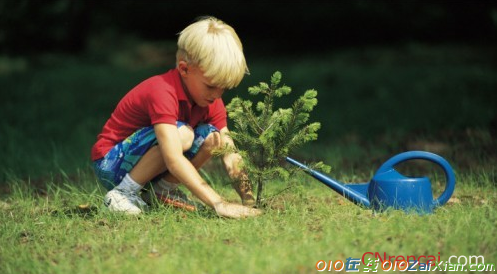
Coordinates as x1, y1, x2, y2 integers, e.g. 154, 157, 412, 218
178, 61, 225, 107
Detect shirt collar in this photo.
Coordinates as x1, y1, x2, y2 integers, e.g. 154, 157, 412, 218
173, 68, 189, 102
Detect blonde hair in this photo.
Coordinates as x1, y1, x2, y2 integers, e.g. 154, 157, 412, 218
176, 16, 248, 89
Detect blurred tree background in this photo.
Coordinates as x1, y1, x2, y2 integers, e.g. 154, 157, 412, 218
1, 0, 496, 179
1, 0, 496, 55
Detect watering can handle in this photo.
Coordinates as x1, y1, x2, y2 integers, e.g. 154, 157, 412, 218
376, 151, 456, 208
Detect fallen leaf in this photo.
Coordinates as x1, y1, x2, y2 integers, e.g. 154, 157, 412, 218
337, 199, 348, 206
448, 197, 461, 204
148, 248, 160, 258
0, 200, 10, 209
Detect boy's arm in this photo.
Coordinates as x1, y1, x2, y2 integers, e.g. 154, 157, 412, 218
154, 123, 260, 217
220, 127, 244, 179
220, 127, 255, 205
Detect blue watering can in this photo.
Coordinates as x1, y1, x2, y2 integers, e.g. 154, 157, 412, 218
286, 151, 456, 214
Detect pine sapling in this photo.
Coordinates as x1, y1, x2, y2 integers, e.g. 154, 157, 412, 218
223, 71, 330, 206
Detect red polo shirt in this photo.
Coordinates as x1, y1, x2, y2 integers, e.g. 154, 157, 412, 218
91, 68, 227, 161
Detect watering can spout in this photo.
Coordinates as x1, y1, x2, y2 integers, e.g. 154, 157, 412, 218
285, 157, 371, 208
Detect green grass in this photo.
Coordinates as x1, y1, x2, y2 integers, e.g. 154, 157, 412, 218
1, 169, 496, 274
1, 43, 497, 273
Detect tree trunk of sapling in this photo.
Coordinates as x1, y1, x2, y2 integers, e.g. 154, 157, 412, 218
256, 176, 264, 207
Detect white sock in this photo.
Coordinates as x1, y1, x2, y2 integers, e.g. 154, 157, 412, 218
115, 173, 143, 193
155, 179, 179, 193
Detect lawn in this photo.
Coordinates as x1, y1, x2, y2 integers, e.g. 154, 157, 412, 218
1, 43, 496, 273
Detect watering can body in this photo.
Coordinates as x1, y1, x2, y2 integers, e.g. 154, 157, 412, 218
286, 151, 456, 214
368, 171, 434, 213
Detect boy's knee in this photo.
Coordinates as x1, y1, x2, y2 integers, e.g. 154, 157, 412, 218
202, 131, 222, 152
178, 125, 194, 152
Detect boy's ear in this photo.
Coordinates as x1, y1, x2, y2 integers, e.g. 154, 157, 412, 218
178, 61, 188, 76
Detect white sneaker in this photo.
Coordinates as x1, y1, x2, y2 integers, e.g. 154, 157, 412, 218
104, 189, 148, 215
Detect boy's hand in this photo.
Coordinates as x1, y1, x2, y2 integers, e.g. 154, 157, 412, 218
219, 127, 256, 206
234, 178, 256, 207
213, 201, 262, 218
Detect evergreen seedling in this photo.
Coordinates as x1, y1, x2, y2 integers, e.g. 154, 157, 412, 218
224, 71, 330, 206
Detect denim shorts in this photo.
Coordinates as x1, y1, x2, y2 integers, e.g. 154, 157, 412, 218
93, 122, 218, 190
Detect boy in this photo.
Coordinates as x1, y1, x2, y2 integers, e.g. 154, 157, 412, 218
91, 16, 261, 218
